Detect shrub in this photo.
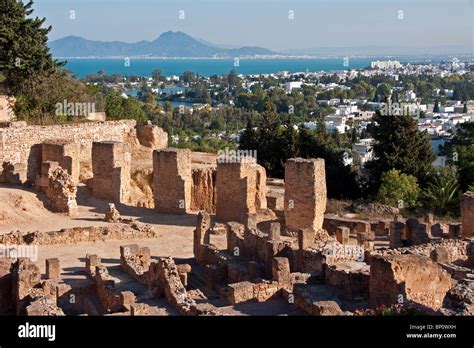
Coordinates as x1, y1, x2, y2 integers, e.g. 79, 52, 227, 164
376, 169, 420, 209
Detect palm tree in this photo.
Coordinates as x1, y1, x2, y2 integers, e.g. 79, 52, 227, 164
422, 169, 459, 214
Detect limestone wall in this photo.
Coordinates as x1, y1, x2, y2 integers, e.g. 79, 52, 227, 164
215, 162, 258, 224
0, 120, 136, 182
92, 141, 131, 203
461, 192, 474, 238
0, 95, 15, 122
153, 148, 192, 214
191, 167, 216, 213
284, 158, 327, 232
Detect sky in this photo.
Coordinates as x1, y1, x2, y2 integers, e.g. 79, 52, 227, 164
32, 0, 474, 53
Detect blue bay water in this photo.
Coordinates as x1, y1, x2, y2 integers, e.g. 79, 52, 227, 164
62, 58, 387, 78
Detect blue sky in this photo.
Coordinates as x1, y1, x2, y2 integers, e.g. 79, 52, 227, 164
32, 0, 473, 52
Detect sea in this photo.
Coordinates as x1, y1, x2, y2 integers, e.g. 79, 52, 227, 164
59, 57, 439, 79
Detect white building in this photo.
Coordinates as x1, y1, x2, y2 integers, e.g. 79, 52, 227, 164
325, 115, 347, 134
285, 81, 303, 93
353, 139, 375, 165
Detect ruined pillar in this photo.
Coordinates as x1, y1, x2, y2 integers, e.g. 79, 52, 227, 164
194, 211, 211, 260
389, 221, 405, 248
461, 192, 474, 238
297, 229, 314, 250
269, 222, 281, 240
45, 258, 60, 280
215, 162, 258, 224
42, 141, 80, 184
272, 257, 291, 285
153, 148, 191, 214
336, 226, 350, 245
284, 158, 327, 231
92, 141, 130, 203
85, 254, 101, 276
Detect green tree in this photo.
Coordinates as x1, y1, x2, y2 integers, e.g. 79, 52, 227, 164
257, 100, 281, 175
105, 90, 146, 124
443, 122, 474, 192
376, 169, 420, 208
366, 111, 435, 192
227, 70, 240, 87
0, 0, 61, 94
239, 118, 258, 151
13, 71, 104, 124
433, 100, 440, 113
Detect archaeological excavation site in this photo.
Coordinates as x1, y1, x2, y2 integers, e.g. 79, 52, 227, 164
0, 120, 473, 317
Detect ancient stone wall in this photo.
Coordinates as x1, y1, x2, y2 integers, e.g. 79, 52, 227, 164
461, 192, 474, 238
42, 141, 80, 184
0, 95, 15, 122
369, 254, 452, 310
284, 158, 327, 232
0, 222, 157, 245
215, 162, 258, 224
153, 148, 192, 214
92, 141, 131, 203
191, 167, 216, 213
0, 120, 137, 182
136, 123, 168, 149
36, 164, 78, 215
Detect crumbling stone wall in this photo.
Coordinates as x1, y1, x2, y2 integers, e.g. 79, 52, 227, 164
284, 158, 327, 232
119, 244, 218, 315
0, 221, 157, 245
0, 120, 137, 182
153, 148, 192, 214
11, 258, 64, 315
136, 123, 168, 149
0, 95, 15, 122
95, 265, 135, 313
191, 167, 216, 213
92, 141, 131, 203
42, 141, 80, 184
0, 161, 27, 185
37, 163, 78, 215
461, 192, 474, 238
216, 162, 258, 224
368, 239, 470, 264
369, 254, 452, 310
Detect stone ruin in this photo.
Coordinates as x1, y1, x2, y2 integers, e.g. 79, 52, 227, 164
153, 148, 192, 214
0, 119, 473, 316
35, 161, 78, 215
284, 158, 326, 232
215, 161, 267, 224
461, 192, 474, 238
92, 141, 131, 204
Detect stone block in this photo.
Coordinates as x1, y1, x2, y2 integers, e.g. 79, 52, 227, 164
46, 258, 60, 280
284, 158, 326, 231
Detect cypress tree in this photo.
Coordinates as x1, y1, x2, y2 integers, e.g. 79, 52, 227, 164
366, 111, 435, 191
0, 0, 62, 94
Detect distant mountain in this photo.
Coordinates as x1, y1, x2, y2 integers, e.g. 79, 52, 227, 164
49, 31, 278, 58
